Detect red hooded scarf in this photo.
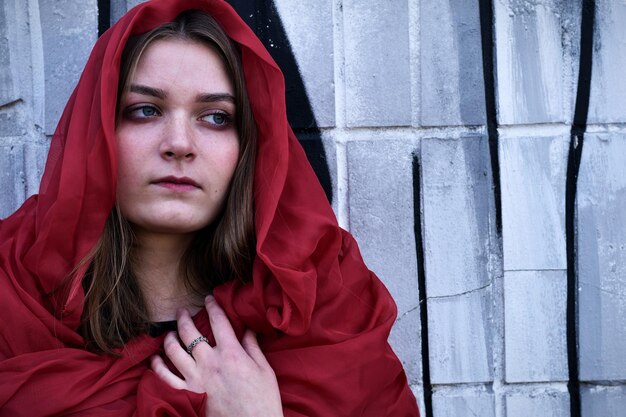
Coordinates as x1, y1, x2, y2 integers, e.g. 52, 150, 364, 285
0, 0, 419, 415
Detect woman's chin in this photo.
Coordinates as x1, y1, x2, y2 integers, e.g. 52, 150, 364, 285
129, 216, 215, 237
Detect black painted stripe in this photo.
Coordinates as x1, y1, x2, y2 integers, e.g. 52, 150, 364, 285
478, 0, 502, 235
566, 1, 595, 416
413, 154, 433, 417
97, 0, 111, 37
226, 0, 333, 203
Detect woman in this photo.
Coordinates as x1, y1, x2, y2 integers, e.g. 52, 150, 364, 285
0, 0, 419, 416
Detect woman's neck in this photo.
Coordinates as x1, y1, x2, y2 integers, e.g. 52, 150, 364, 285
132, 230, 203, 322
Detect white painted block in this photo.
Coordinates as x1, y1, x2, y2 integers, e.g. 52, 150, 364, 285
0, 110, 23, 138
581, 385, 626, 417
390, 307, 421, 386
0, 1, 31, 138
432, 389, 495, 417
410, 385, 425, 417
420, 0, 486, 127
0, 3, 18, 107
347, 139, 421, 381
588, 1, 626, 124
504, 270, 568, 382
506, 391, 570, 417
428, 289, 493, 384
422, 135, 494, 297
495, 0, 567, 124
39, 0, 98, 134
420, 136, 495, 384
0, 144, 25, 219
577, 133, 626, 381
24, 142, 50, 197
111, 0, 148, 22
500, 135, 568, 271
343, 0, 411, 127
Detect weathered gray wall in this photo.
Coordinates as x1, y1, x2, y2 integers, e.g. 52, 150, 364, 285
1, 1, 624, 416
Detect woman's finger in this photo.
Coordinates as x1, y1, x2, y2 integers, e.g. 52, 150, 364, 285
150, 354, 187, 390
205, 295, 238, 349
162, 331, 196, 370
175, 308, 211, 360
241, 329, 270, 367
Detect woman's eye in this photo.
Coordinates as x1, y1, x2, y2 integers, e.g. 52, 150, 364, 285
126, 105, 160, 119
201, 112, 231, 127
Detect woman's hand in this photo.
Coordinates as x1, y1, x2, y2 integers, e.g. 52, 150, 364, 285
151, 295, 284, 417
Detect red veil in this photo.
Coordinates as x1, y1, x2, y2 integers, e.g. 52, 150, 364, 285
0, 0, 419, 415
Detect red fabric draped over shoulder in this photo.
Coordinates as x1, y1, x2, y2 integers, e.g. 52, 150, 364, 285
0, 0, 419, 415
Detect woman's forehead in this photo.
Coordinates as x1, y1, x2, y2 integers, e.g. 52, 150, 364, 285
129, 38, 234, 96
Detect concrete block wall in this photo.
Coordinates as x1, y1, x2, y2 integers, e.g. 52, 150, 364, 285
1, 1, 625, 416
0, 0, 97, 218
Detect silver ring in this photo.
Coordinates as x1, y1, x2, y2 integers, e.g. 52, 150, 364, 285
186, 336, 209, 355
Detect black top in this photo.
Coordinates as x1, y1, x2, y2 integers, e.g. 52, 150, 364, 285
148, 320, 177, 337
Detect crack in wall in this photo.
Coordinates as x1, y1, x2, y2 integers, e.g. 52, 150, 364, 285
396, 304, 420, 322
426, 278, 495, 301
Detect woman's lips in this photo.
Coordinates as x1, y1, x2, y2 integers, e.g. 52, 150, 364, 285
153, 176, 201, 191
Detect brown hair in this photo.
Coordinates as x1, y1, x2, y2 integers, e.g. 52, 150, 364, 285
80, 10, 257, 355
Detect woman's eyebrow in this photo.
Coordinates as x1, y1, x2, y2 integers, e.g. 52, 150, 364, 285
196, 93, 235, 103
128, 85, 234, 104
129, 84, 167, 99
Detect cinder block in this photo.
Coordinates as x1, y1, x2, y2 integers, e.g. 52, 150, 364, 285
39, 0, 97, 134
0, 144, 25, 219
422, 135, 494, 297
410, 385, 425, 417
0, 2, 28, 138
347, 139, 418, 313
432, 389, 495, 417
428, 289, 493, 384
126, 0, 145, 9
110, 0, 126, 24
495, 0, 567, 124
24, 142, 50, 197
1, 0, 42, 138
500, 135, 568, 271
273, 0, 335, 128
390, 307, 421, 386
111, 0, 147, 23
0, 3, 18, 106
588, 1, 626, 123
420, 0, 486, 127
0, 110, 24, 137
506, 392, 570, 417
343, 0, 411, 127
504, 270, 568, 382
346, 139, 421, 380
581, 385, 626, 417
420, 136, 495, 384
577, 133, 626, 381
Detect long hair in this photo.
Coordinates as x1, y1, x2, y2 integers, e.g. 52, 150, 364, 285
80, 10, 257, 355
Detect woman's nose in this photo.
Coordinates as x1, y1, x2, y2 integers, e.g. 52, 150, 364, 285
160, 116, 196, 160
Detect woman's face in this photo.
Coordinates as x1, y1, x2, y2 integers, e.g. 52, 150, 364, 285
115, 38, 239, 236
